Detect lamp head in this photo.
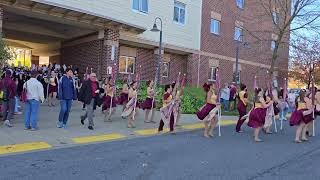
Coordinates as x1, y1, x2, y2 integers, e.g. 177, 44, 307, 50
151, 23, 160, 32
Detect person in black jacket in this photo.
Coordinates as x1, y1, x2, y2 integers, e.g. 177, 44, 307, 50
78, 73, 102, 130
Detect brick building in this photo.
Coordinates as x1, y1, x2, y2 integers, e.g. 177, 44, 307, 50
0, 0, 288, 89
194, 0, 289, 89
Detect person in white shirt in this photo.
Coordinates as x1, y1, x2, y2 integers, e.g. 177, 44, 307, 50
220, 83, 230, 112
23, 71, 44, 131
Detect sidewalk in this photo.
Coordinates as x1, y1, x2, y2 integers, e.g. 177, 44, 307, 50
0, 101, 238, 155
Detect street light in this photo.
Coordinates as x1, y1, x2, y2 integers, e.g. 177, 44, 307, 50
151, 17, 163, 86
235, 34, 249, 86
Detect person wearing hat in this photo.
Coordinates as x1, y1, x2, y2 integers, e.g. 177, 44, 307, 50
0, 69, 17, 127
23, 70, 44, 130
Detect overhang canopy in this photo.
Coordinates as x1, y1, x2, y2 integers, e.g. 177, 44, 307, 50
0, 0, 146, 34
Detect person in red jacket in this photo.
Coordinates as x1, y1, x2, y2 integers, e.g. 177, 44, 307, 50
0, 69, 17, 127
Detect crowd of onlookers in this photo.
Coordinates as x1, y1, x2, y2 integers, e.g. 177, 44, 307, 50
0, 63, 81, 129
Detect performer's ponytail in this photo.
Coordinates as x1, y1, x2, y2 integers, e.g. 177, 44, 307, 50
146, 80, 152, 87
203, 83, 210, 92
254, 88, 262, 102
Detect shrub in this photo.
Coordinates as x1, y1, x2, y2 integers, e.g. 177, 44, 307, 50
114, 80, 254, 114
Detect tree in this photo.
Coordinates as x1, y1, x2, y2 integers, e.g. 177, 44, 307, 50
0, 36, 12, 67
247, 0, 320, 78
289, 38, 320, 88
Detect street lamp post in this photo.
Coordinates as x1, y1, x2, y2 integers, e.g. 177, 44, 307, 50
151, 17, 163, 86
234, 34, 249, 86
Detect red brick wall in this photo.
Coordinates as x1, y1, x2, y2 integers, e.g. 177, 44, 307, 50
161, 54, 187, 85
61, 39, 102, 78
135, 48, 156, 81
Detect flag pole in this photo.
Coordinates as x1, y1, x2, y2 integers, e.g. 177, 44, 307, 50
216, 68, 221, 137
132, 65, 142, 121
311, 66, 315, 136
109, 63, 117, 117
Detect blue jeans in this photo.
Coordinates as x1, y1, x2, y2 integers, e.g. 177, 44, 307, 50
59, 100, 73, 125
15, 96, 20, 113
2, 98, 15, 121
280, 107, 288, 120
221, 98, 229, 111
24, 100, 40, 129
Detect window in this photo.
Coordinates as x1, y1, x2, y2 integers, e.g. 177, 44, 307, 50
272, 11, 279, 25
234, 26, 243, 41
132, 0, 148, 13
236, 0, 244, 9
162, 62, 170, 77
173, 1, 186, 24
210, 19, 220, 35
119, 56, 135, 74
208, 67, 217, 81
271, 40, 276, 50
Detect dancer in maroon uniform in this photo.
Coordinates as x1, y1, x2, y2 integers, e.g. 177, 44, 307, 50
48, 71, 59, 106
196, 83, 220, 138
247, 88, 273, 142
289, 90, 314, 143
141, 80, 156, 123
235, 84, 248, 133
158, 84, 175, 133
119, 77, 129, 110
121, 81, 138, 128
102, 77, 117, 122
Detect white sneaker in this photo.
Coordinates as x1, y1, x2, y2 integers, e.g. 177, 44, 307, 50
4, 120, 13, 127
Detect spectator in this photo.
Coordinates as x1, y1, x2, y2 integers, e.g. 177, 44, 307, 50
220, 83, 230, 112
79, 73, 101, 130
24, 71, 44, 130
0, 69, 16, 127
229, 82, 237, 111
287, 89, 296, 113
57, 68, 77, 129
13, 76, 22, 115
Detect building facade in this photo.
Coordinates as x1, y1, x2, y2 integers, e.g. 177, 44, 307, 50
197, 0, 289, 89
0, 0, 289, 89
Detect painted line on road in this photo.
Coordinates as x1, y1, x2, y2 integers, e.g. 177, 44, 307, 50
72, 133, 127, 144
182, 120, 237, 130
134, 120, 237, 135
134, 128, 169, 136
0, 142, 52, 155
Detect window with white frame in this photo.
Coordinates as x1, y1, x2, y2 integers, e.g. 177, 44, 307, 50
132, 0, 148, 13
234, 26, 243, 41
208, 66, 217, 81
271, 40, 276, 50
236, 0, 244, 9
162, 62, 170, 77
119, 56, 135, 74
272, 11, 279, 25
173, 1, 186, 24
210, 19, 220, 35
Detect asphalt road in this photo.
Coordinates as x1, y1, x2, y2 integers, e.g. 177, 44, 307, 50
1, 120, 320, 180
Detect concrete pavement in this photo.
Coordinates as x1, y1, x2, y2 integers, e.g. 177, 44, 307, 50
0, 118, 319, 180
0, 101, 238, 155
